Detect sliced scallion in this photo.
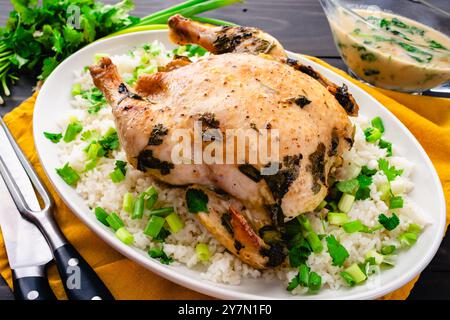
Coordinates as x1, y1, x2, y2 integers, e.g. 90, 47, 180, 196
149, 207, 174, 216
106, 212, 124, 231
94, 207, 109, 226
63, 121, 83, 143
115, 227, 134, 245
371, 117, 385, 133
195, 243, 210, 261
132, 194, 145, 219
165, 212, 184, 233
327, 212, 349, 226
345, 263, 367, 284
144, 215, 166, 238
122, 192, 135, 213
338, 193, 355, 213
342, 220, 368, 233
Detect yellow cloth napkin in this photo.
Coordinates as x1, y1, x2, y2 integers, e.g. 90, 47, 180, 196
0, 57, 448, 300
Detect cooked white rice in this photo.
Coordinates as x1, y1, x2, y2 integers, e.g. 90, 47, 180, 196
54, 41, 429, 294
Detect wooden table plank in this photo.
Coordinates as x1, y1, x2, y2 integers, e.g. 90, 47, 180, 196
0, 0, 449, 300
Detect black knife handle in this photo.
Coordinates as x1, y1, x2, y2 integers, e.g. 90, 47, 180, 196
53, 244, 114, 300
12, 267, 56, 300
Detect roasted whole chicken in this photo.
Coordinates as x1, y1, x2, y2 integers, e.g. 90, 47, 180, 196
89, 15, 358, 269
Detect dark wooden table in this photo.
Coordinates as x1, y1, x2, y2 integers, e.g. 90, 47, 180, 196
0, 0, 448, 300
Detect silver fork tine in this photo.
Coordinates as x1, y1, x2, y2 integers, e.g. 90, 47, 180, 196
0, 155, 32, 215
0, 118, 114, 300
0, 118, 53, 212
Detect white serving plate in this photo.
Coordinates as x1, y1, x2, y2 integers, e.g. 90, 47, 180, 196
33, 30, 446, 300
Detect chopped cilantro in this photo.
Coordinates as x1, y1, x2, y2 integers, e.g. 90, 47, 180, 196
379, 139, 393, 156
361, 165, 377, 176
378, 159, 403, 181
148, 246, 173, 265
325, 235, 349, 267
288, 235, 312, 267
286, 264, 322, 293
185, 188, 209, 213
43, 132, 62, 143
378, 213, 400, 231
99, 129, 120, 156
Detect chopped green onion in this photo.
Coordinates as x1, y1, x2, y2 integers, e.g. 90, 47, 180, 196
106, 212, 124, 231
408, 223, 422, 235
165, 212, 185, 233
381, 245, 396, 255
398, 232, 418, 247
132, 194, 145, 219
364, 127, 382, 143
336, 179, 359, 194
297, 216, 323, 254
338, 193, 355, 213
344, 263, 367, 283
305, 232, 323, 254
94, 207, 109, 226
365, 249, 384, 265
44, 132, 62, 143
56, 163, 80, 186
122, 192, 135, 213
71, 83, 82, 96
389, 196, 403, 209
378, 182, 391, 202
115, 227, 134, 245
109, 167, 125, 183
340, 271, 356, 286
109, 160, 127, 183
195, 243, 211, 261
86, 142, 103, 160
149, 207, 175, 216
328, 212, 349, 226
343, 220, 368, 233
144, 215, 166, 238
144, 186, 158, 209
83, 159, 98, 172
371, 117, 385, 133
315, 200, 327, 211
63, 121, 83, 143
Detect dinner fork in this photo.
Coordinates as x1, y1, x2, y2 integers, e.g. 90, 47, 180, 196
0, 118, 114, 300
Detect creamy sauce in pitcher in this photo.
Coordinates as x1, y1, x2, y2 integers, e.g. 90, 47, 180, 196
329, 8, 450, 92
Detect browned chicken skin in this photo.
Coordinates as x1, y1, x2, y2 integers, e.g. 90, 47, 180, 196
89, 16, 359, 269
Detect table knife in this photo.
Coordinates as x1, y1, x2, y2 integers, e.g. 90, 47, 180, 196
0, 127, 55, 300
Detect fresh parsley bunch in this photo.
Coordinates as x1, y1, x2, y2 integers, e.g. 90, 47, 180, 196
0, 0, 138, 103
0, 0, 240, 104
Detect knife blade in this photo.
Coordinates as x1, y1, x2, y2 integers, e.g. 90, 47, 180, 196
0, 125, 55, 300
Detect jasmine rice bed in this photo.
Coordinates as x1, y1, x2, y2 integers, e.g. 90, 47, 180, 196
51, 41, 431, 295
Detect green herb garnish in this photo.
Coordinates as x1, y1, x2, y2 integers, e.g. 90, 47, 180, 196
43, 132, 62, 143
325, 235, 349, 267
185, 188, 209, 213
378, 213, 400, 231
